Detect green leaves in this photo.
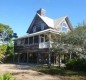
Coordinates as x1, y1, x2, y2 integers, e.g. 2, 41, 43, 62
0, 23, 14, 62
65, 24, 86, 46
0, 73, 15, 80
0, 44, 7, 60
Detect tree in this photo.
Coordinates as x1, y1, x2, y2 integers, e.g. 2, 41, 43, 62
0, 23, 17, 62
0, 23, 13, 44
51, 33, 65, 67
62, 22, 86, 58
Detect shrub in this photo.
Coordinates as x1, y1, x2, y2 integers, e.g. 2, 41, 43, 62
0, 73, 15, 80
66, 58, 86, 71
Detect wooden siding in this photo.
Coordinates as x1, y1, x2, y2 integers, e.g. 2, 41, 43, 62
28, 15, 49, 34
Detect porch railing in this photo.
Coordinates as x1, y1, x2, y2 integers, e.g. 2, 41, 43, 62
39, 42, 52, 49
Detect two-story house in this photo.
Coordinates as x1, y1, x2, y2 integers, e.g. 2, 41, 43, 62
14, 8, 73, 64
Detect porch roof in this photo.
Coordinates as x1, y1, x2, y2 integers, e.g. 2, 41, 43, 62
14, 29, 60, 40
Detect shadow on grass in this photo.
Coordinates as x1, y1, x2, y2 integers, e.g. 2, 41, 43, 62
33, 66, 86, 77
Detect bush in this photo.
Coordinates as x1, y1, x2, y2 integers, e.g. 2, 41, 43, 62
66, 58, 86, 71
0, 73, 15, 80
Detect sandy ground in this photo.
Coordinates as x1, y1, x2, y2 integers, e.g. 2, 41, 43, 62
0, 64, 61, 80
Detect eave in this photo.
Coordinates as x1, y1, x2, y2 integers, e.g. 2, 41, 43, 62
14, 29, 60, 40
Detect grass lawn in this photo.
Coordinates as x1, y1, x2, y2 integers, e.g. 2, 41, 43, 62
33, 66, 86, 80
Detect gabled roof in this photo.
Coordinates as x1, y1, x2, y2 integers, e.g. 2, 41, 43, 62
27, 9, 73, 33
37, 14, 73, 30
54, 16, 67, 28
37, 13, 54, 28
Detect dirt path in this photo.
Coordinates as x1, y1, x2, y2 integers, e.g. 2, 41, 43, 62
0, 64, 61, 80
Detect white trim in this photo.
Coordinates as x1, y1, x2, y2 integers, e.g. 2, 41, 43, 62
14, 29, 60, 40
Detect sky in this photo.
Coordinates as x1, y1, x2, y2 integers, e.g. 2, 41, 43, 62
0, 0, 86, 37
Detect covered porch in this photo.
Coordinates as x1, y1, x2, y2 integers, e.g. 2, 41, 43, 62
14, 29, 60, 64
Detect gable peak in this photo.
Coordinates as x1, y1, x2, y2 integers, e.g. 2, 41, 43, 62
37, 8, 46, 16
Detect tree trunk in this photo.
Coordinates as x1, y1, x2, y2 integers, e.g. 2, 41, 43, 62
69, 52, 72, 60
58, 54, 61, 68
54, 55, 56, 65
18, 53, 20, 63
64, 54, 66, 63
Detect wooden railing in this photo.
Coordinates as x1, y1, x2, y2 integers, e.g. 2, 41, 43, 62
14, 44, 39, 53
14, 42, 53, 53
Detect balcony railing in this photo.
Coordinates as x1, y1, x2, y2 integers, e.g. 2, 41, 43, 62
39, 42, 52, 49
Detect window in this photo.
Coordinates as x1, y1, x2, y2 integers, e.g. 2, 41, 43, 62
41, 23, 45, 30
36, 26, 41, 32
33, 26, 36, 33
61, 23, 68, 32
21, 39, 24, 45
40, 34, 45, 42
29, 37, 33, 44
34, 36, 39, 43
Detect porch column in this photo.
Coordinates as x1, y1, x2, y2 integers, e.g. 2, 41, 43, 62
28, 37, 29, 46
48, 33, 51, 67
13, 52, 15, 63
44, 34, 45, 42
37, 52, 40, 64
53, 54, 56, 65
39, 35, 41, 43
27, 51, 29, 63
33, 36, 34, 45
56, 55, 59, 64
18, 53, 20, 63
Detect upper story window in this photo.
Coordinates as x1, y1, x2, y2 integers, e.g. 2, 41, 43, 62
33, 26, 36, 33
41, 23, 45, 30
61, 23, 68, 32
36, 26, 41, 32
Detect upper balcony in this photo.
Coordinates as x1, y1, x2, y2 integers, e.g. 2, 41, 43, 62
14, 34, 51, 49
14, 29, 60, 52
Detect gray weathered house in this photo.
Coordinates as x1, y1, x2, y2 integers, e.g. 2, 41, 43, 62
14, 8, 73, 64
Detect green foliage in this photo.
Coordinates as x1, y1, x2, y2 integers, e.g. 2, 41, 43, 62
34, 66, 86, 80
0, 23, 13, 40
0, 23, 14, 62
0, 44, 7, 60
0, 73, 15, 80
6, 39, 14, 56
66, 58, 86, 71
0, 23, 6, 32
63, 23, 86, 46
61, 23, 86, 58
34, 66, 65, 75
